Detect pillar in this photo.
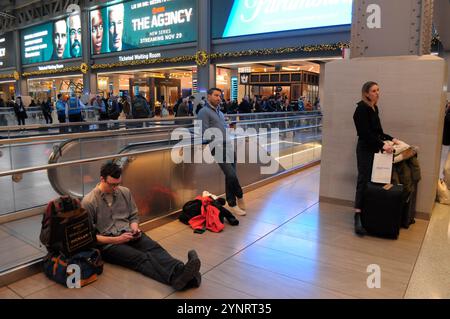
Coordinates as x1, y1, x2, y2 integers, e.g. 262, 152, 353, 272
196, 0, 215, 93
320, 0, 447, 218
13, 30, 28, 97
81, 6, 97, 95
350, 0, 433, 58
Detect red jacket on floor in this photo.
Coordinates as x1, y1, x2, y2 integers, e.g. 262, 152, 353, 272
188, 196, 224, 233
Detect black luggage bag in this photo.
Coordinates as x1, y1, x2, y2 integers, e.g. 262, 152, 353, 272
401, 183, 418, 229
362, 182, 404, 239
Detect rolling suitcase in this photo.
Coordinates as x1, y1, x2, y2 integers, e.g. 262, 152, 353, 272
362, 182, 404, 239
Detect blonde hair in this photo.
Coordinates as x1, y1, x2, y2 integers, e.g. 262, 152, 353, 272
361, 81, 378, 105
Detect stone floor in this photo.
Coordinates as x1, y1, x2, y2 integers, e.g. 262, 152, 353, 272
0, 165, 435, 299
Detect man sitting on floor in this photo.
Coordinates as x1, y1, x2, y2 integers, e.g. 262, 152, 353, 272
82, 162, 201, 290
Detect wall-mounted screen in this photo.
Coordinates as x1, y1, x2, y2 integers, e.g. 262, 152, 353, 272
21, 13, 82, 65
212, 0, 352, 39
0, 32, 15, 68
90, 0, 197, 55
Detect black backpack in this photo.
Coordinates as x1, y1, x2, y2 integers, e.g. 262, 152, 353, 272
179, 199, 202, 225
132, 97, 150, 118
40, 196, 96, 256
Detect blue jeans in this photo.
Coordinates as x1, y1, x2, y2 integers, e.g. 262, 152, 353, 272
212, 144, 243, 207
101, 233, 183, 285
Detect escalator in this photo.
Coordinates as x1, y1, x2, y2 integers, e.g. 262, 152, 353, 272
47, 113, 322, 224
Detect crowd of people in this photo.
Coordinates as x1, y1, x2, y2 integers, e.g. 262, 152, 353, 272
169, 94, 320, 118
0, 91, 321, 128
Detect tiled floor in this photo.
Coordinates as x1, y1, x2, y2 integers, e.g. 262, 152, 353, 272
1, 165, 432, 299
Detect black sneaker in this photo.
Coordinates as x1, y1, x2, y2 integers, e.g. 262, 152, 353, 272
172, 250, 201, 291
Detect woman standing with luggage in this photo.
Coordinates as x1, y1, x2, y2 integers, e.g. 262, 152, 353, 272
353, 81, 398, 236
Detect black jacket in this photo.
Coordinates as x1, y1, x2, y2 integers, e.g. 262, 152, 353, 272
443, 109, 450, 146
353, 100, 393, 152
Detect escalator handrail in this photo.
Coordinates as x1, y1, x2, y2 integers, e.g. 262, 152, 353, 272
0, 123, 194, 146
0, 114, 322, 145
0, 111, 320, 132
0, 122, 322, 179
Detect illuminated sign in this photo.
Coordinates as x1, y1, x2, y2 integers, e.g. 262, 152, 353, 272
231, 76, 238, 101
240, 73, 250, 85
0, 32, 15, 68
118, 52, 162, 62
21, 13, 82, 65
38, 64, 65, 71
213, 0, 352, 39
90, 0, 197, 56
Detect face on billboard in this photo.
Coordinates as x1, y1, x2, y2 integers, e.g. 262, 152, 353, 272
108, 4, 124, 52
91, 10, 104, 55
53, 19, 67, 59
90, 0, 197, 56
21, 15, 83, 65
69, 14, 82, 58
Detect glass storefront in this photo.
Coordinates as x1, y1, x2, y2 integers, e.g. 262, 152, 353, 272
98, 68, 194, 114
27, 75, 83, 104
217, 61, 321, 106
0, 81, 15, 102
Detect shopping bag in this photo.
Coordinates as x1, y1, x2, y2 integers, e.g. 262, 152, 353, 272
371, 152, 393, 184
437, 179, 450, 205
444, 151, 450, 188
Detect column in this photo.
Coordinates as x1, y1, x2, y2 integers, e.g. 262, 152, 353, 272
196, 0, 215, 93
320, 0, 446, 217
318, 62, 325, 111
81, 6, 97, 95
350, 0, 433, 58
13, 30, 28, 97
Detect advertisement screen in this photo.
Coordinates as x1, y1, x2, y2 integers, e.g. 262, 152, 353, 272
212, 0, 352, 39
90, 0, 197, 55
21, 14, 82, 65
0, 32, 15, 68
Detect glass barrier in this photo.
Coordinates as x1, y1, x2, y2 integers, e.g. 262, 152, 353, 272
0, 114, 322, 271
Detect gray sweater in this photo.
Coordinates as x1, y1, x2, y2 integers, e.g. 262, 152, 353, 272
197, 103, 228, 139
82, 185, 139, 237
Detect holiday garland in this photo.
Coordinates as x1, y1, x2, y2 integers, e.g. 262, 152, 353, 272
13, 37, 441, 77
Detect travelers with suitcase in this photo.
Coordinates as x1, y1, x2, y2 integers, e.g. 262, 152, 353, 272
352, 81, 400, 236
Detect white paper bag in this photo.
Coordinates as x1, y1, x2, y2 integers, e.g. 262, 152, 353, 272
437, 179, 450, 205
444, 151, 450, 189
371, 152, 393, 184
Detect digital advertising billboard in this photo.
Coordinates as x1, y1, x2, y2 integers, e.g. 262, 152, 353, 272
90, 0, 197, 56
212, 0, 353, 39
21, 13, 82, 65
0, 32, 15, 68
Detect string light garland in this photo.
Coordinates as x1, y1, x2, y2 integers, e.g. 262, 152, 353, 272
0, 73, 14, 79
210, 42, 350, 60
13, 37, 440, 77
22, 66, 82, 77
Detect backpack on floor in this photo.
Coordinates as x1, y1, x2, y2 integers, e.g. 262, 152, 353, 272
43, 248, 103, 288
40, 196, 96, 256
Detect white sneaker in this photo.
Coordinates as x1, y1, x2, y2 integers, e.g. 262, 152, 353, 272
227, 204, 246, 216
237, 197, 246, 211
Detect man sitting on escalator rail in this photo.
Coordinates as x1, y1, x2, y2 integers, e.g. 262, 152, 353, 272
81, 162, 201, 290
